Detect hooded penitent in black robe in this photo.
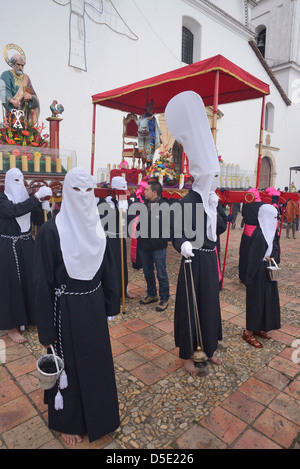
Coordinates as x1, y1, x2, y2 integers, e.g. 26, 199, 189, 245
33, 218, 120, 442
0, 193, 43, 330
172, 190, 222, 360
243, 226, 281, 332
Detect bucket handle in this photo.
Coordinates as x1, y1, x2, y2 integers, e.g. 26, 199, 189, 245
268, 258, 279, 269
41, 344, 61, 374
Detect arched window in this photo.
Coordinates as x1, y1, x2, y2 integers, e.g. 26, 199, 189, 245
182, 17, 201, 64
256, 27, 266, 57
182, 26, 194, 64
265, 102, 274, 132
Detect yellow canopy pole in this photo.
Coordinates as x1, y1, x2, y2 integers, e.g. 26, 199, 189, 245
255, 95, 266, 189
212, 70, 220, 144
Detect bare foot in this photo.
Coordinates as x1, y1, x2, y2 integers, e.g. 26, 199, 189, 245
61, 433, 82, 445
208, 355, 222, 365
182, 359, 199, 376
8, 328, 26, 344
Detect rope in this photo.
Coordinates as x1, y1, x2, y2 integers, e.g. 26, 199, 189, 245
53, 281, 102, 361
0, 234, 31, 284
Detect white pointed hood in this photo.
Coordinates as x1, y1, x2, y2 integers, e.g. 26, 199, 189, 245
4, 168, 31, 232
258, 204, 278, 259
165, 91, 220, 241
56, 167, 106, 280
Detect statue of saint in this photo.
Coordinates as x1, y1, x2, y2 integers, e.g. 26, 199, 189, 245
137, 100, 161, 164
1, 44, 40, 124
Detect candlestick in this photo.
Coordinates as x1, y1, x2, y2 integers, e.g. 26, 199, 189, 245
56, 158, 62, 173
45, 156, 51, 172
21, 155, 28, 172
10, 154, 16, 168
138, 173, 142, 184
0, 152, 3, 171
179, 173, 184, 189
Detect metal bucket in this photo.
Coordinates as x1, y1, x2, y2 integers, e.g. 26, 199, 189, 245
267, 258, 281, 281
36, 345, 64, 390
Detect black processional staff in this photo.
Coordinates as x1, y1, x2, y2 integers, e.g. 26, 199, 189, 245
183, 256, 208, 374
119, 203, 126, 315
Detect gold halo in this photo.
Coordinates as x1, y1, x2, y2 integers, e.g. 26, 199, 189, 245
3, 43, 26, 67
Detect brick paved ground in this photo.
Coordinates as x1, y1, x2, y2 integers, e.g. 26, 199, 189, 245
0, 213, 299, 449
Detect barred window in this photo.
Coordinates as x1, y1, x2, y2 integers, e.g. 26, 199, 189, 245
182, 26, 194, 64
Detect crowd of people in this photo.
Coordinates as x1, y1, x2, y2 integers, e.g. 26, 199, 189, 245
0, 92, 293, 445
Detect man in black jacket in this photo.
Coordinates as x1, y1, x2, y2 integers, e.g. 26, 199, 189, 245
139, 180, 170, 311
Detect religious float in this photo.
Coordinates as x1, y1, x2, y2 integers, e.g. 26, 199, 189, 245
91, 53, 288, 200
0, 43, 76, 201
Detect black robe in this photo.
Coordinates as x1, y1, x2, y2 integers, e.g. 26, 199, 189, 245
33, 218, 120, 442
239, 201, 264, 284
172, 190, 222, 360
0, 193, 43, 329
98, 198, 129, 296
243, 227, 281, 332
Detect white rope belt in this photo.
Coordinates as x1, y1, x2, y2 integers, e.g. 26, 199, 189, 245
53, 281, 102, 361
193, 247, 215, 252
52, 280, 102, 410
0, 233, 31, 283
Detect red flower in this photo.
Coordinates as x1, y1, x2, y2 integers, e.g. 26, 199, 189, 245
22, 130, 29, 136
31, 142, 39, 146
12, 149, 20, 157
7, 139, 15, 145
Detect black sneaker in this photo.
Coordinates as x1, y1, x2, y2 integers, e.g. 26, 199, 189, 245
140, 295, 158, 305
156, 301, 168, 311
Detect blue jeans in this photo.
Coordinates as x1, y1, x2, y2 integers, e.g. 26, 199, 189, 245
140, 247, 169, 302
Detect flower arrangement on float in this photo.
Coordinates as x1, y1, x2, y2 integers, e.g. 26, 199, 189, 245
145, 146, 179, 186
0, 112, 49, 148
0, 112, 62, 173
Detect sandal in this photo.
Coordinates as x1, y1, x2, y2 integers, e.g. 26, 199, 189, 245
242, 331, 263, 348
254, 331, 272, 339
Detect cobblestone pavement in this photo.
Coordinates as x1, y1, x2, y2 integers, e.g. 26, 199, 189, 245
0, 214, 299, 449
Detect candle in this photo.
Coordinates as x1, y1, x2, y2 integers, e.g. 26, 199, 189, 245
138, 173, 142, 184
10, 154, 16, 168
34, 155, 40, 172
21, 155, 28, 172
45, 156, 51, 172
56, 158, 62, 173
179, 173, 184, 189
159, 173, 163, 185
106, 172, 110, 183
107, 163, 111, 171
0, 152, 3, 171
67, 156, 72, 172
